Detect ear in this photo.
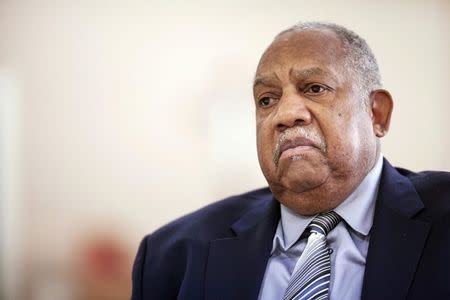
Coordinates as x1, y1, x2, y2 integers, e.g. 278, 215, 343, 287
369, 89, 393, 138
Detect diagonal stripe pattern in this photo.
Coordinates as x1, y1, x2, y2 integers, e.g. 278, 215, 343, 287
283, 211, 341, 300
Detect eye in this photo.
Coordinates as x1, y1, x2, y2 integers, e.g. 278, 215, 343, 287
258, 96, 276, 107
305, 84, 327, 94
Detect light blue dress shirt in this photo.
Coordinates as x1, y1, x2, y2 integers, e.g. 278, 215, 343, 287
258, 156, 383, 300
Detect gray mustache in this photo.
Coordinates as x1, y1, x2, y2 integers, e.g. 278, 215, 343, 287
273, 127, 326, 166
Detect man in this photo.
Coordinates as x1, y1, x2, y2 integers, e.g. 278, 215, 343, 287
131, 22, 450, 300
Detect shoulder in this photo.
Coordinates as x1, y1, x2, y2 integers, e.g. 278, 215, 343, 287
400, 169, 450, 192
131, 187, 274, 299
396, 167, 450, 219
144, 187, 273, 245
395, 167, 450, 197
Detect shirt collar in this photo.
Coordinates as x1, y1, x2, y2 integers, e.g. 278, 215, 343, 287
334, 155, 383, 236
275, 155, 384, 251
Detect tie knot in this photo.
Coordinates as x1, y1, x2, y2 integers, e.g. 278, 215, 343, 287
307, 211, 341, 236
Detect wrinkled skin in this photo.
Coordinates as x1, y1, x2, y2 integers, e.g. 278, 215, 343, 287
254, 29, 392, 215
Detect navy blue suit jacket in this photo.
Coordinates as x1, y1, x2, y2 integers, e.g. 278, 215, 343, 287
131, 160, 450, 299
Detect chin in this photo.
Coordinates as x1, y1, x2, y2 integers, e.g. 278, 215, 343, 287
281, 176, 326, 193
267, 167, 328, 196
276, 160, 329, 190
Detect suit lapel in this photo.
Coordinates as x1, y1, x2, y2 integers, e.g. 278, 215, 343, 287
205, 194, 280, 300
361, 160, 431, 300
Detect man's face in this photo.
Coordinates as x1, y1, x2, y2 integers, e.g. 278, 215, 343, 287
254, 29, 378, 214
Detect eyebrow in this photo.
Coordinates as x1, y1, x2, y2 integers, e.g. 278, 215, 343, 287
253, 73, 281, 89
289, 67, 328, 81
253, 67, 337, 90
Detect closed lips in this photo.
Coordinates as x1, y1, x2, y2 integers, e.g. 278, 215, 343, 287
279, 137, 317, 154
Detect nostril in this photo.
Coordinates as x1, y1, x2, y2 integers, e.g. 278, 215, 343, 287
293, 119, 305, 126
277, 119, 305, 131
277, 124, 288, 131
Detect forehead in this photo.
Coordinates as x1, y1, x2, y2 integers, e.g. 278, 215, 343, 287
256, 29, 346, 77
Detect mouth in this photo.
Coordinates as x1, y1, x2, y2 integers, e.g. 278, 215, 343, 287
279, 137, 317, 154
274, 136, 319, 166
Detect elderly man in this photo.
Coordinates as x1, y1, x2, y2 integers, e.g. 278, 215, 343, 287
131, 22, 450, 300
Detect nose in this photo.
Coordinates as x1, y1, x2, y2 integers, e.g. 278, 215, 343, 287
274, 91, 312, 131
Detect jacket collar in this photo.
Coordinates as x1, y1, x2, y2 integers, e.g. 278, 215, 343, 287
205, 190, 280, 300
361, 158, 430, 300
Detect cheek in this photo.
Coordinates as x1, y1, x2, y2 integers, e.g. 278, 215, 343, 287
321, 113, 357, 154
256, 127, 272, 158
324, 114, 373, 164
256, 117, 276, 165
256, 116, 271, 145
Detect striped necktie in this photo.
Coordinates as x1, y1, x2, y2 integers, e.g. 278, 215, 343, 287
283, 211, 341, 300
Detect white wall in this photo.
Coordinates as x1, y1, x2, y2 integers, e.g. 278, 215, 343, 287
0, 70, 23, 300
0, 0, 449, 298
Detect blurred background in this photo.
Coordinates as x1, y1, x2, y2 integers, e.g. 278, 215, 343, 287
1, 0, 449, 299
